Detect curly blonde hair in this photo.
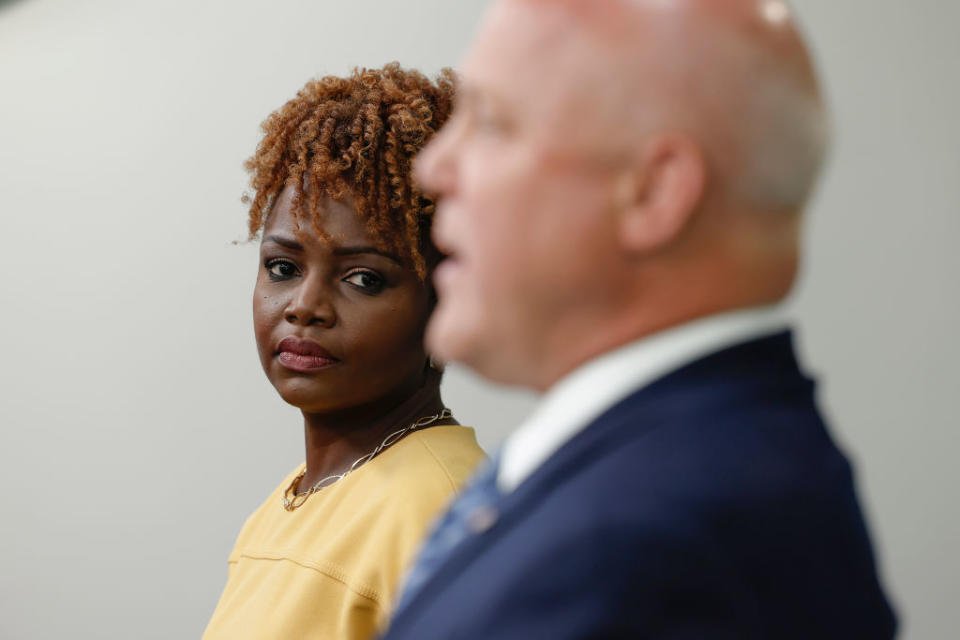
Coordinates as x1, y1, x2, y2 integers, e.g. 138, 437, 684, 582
244, 62, 455, 278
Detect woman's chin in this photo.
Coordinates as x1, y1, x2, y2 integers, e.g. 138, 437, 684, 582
273, 381, 342, 413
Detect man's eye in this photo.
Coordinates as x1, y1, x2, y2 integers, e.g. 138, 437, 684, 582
471, 107, 510, 136
265, 259, 297, 279
475, 114, 505, 133
343, 270, 384, 294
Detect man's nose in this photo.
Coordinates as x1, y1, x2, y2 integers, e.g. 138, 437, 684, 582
415, 117, 459, 197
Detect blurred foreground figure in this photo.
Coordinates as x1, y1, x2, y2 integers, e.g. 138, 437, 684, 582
383, 0, 897, 638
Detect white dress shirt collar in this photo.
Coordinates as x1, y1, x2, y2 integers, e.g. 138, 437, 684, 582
497, 305, 789, 493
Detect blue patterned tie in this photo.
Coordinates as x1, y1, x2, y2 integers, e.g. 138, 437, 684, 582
392, 455, 502, 616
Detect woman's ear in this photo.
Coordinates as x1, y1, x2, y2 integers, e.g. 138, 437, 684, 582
614, 133, 707, 254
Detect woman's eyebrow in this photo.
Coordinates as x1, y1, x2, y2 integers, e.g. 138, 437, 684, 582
262, 235, 403, 265
262, 234, 303, 251
333, 246, 403, 265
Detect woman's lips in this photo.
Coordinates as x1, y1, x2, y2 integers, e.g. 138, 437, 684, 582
276, 337, 340, 372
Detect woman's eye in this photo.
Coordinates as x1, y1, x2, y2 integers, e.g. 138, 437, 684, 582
343, 270, 384, 294
265, 259, 297, 279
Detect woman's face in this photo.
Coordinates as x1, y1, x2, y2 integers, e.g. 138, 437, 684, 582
253, 184, 432, 414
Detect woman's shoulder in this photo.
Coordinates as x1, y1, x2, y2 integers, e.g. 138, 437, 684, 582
340, 426, 485, 559
405, 424, 486, 484
370, 425, 486, 493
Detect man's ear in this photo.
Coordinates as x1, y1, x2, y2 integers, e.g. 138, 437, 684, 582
614, 133, 707, 254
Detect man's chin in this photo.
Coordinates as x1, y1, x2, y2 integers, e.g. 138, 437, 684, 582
427, 309, 534, 387
425, 304, 474, 366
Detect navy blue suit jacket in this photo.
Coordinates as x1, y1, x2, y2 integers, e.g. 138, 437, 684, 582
383, 331, 897, 639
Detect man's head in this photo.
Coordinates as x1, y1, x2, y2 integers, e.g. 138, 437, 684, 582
418, 0, 829, 390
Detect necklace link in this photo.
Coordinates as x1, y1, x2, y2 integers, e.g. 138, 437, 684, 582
281, 408, 453, 511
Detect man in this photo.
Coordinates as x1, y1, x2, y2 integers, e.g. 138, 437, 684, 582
385, 0, 897, 637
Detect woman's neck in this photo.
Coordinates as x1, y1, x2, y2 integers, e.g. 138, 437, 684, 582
297, 374, 451, 490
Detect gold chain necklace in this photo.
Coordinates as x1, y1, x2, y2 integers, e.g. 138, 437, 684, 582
281, 408, 453, 511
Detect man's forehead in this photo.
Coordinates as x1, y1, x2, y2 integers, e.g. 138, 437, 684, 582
463, 1, 571, 70
460, 1, 602, 109
476, 0, 643, 45
458, 0, 633, 153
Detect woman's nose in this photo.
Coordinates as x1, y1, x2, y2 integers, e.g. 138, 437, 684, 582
283, 277, 336, 327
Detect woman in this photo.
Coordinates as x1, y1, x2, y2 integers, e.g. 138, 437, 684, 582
203, 63, 485, 640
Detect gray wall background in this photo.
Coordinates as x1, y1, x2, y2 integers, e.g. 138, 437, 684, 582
0, 0, 955, 637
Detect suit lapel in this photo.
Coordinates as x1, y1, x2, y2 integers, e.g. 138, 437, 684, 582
390, 330, 800, 630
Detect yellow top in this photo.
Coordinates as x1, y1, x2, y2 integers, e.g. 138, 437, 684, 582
202, 425, 485, 640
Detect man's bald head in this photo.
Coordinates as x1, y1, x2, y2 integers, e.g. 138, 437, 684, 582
505, 0, 831, 212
